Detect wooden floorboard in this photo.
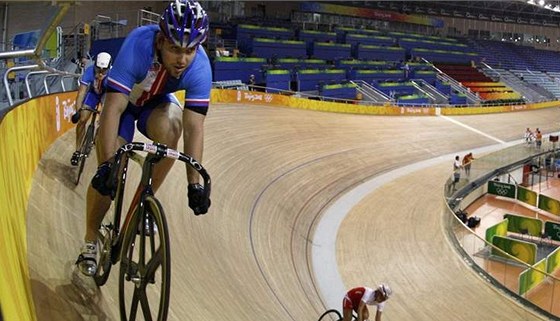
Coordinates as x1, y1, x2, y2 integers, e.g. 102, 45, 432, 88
26, 104, 560, 321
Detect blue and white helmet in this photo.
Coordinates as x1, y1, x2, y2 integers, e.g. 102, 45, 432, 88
159, 0, 209, 48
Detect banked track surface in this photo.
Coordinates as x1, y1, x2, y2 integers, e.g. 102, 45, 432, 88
27, 103, 559, 321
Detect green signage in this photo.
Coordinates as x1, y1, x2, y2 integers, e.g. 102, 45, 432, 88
487, 181, 516, 198
491, 235, 536, 264
519, 259, 547, 295
547, 247, 560, 273
517, 186, 537, 206
485, 219, 508, 243
538, 194, 560, 215
503, 214, 542, 237
544, 221, 560, 241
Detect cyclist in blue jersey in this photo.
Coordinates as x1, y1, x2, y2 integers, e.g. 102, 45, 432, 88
70, 52, 111, 166
76, 0, 212, 277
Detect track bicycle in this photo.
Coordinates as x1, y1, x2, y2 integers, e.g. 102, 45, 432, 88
318, 309, 358, 321
93, 141, 211, 321
70, 106, 100, 185
318, 309, 343, 321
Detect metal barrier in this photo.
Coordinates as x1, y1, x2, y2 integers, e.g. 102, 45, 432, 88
4, 64, 39, 105
0, 2, 80, 118
23, 68, 47, 100
444, 143, 560, 319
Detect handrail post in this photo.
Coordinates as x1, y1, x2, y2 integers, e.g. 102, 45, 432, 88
43, 73, 59, 95
24, 70, 48, 98
3, 64, 39, 105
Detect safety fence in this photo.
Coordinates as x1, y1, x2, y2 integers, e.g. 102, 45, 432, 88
444, 143, 560, 319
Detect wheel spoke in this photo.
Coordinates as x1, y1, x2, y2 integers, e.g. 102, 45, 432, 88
128, 288, 140, 321
139, 288, 154, 321
145, 247, 162, 280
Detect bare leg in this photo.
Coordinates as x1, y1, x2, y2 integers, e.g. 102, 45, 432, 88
144, 102, 183, 192
84, 186, 112, 242
83, 134, 127, 242
342, 308, 353, 321
363, 307, 369, 321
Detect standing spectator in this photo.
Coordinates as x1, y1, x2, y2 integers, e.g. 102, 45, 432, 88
536, 128, 543, 149
524, 127, 534, 146
451, 155, 462, 191
462, 152, 475, 178
402, 61, 410, 80
248, 74, 255, 91
215, 41, 228, 57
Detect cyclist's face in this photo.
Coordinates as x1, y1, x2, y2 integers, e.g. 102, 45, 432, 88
95, 66, 108, 79
375, 291, 388, 303
158, 36, 197, 78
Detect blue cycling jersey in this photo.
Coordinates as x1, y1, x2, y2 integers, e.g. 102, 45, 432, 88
80, 64, 108, 96
80, 65, 108, 108
106, 25, 211, 114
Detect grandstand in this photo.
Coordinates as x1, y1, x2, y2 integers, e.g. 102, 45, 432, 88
205, 2, 560, 107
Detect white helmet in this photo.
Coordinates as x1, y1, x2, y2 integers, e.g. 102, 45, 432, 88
378, 284, 392, 299
95, 52, 112, 69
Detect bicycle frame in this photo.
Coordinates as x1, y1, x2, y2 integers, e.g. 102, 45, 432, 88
106, 142, 211, 265
73, 106, 101, 185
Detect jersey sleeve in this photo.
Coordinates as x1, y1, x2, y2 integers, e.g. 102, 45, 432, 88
183, 47, 212, 115
79, 65, 95, 86
362, 287, 375, 304
106, 27, 153, 95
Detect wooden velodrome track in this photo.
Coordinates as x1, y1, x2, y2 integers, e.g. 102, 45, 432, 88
26, 103, 560, 321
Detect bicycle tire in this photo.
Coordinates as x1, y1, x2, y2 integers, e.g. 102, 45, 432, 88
118, 195, 170, 321
93, 223, 115, 286
74, 122, 95, 185
318, 309, 343, 321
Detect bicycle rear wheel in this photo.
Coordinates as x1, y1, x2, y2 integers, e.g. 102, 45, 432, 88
318, 309, 343, 321
118, 195, 170, 321
74, 122, 95, 185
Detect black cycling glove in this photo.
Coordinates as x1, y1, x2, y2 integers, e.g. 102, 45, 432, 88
71, 111, 80, 124
187, 183, 210, 215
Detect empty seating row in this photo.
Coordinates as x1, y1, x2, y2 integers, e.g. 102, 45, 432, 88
412, 48, 478, 64
213, 57, 267, 83
296, 69, 346, 91
319, 83, 358, 100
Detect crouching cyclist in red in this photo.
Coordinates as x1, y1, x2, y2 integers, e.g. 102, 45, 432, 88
342, 284, 392, 321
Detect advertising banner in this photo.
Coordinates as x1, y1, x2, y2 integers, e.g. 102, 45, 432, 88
0, 92, 76, 321
485, 219, 508, 243
544, 221, 560, 242
519, 259, 547, 295
491, 235, 537, 265
503, 213, 543, 237
537, 193, 560, 216
487, 180, 516, 199
546, 247, 560, 274
517, 185, 537, 207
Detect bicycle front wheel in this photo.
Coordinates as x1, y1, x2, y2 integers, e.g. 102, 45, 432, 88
318, 309, 343, 321
118, 195, 171, 321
